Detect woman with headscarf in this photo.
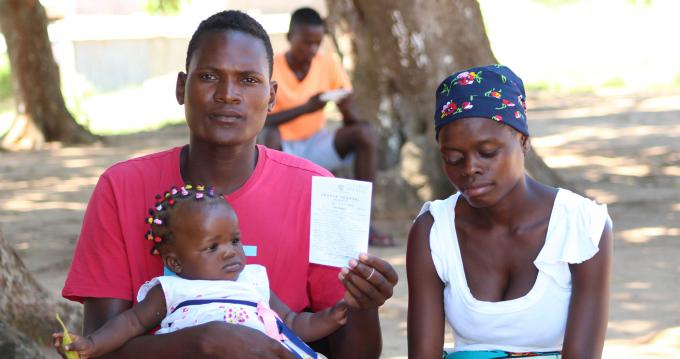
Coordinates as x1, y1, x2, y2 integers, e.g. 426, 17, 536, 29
406, 65, 612, 359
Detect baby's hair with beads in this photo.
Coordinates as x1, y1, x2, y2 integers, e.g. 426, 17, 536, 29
144, 184, 225, 256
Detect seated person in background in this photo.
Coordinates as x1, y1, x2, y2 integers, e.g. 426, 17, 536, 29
407, 65, 612, 358
54, 185, 346, 359
260, 7, 395, 247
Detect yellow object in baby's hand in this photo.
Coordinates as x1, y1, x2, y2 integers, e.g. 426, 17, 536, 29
56, 313, 80, 359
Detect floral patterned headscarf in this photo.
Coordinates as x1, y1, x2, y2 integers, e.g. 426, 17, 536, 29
434, 64, 528, 141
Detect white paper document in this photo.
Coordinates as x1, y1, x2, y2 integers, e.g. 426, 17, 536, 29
309, 177, 372, 268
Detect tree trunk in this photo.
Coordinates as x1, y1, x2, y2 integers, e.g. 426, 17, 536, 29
0, 227, 81, 347
0, 321, 47, 359
0, 0, 97, 150
326, 0, 574, 201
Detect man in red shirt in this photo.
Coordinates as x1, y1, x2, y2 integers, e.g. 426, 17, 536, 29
62, 10, 397, 359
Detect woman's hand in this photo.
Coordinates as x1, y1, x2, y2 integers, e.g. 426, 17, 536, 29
339, 253, 399, 310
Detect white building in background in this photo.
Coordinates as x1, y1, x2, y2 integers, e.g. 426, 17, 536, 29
42, 0, 326, 93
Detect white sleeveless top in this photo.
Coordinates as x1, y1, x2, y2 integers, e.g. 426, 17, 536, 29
419, 189, 611, 352
137, 264, 270, 335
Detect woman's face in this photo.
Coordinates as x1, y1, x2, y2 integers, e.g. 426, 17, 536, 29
176, 30, 276, 147
438, 117, 528, 208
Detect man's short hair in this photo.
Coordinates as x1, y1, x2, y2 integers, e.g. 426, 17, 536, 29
186, 10, 274, 77
289, 7, 324, 33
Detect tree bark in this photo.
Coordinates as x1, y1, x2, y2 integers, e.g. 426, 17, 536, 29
0, 227, 81, 347
0, 320, 47, 359
0, 0, 97, 150
326, 0, 574, 200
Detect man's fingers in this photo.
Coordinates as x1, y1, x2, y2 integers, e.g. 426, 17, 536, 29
345, 265, 386, 302
347, 261, 393, 299
358, 253, 399, 285
343, 290, 360, 309
342, 274, 374, 308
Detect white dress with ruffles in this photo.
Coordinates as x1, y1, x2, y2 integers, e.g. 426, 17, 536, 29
137, 264, 271, 335
420, 189, 611, 353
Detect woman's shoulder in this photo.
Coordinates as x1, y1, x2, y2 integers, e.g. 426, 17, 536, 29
535, 189, 611, 285
416, 193, 460, 220
551, 188, 609, 226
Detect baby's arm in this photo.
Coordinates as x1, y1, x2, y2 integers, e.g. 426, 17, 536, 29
55, 285, 167, 358
269, 291, 347, 343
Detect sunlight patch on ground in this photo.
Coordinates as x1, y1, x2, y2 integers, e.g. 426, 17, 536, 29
62, 158, 98, 168
584, 189, 619, 204
641, 146, 671, 157
0, 177, 99, 192
541, 153, 653, 177
661, 166, 680, 176
605, 326, 680, 358
620, 301, 646, 312
625, 281, 653, 290
385, 254, 406, 266
608, 320, 656, 335
608, 164, 652, 177
637, 95, 680, 112
531, 128, 606, 147
619, 227, 680, 244
533, 125, 675, 149
3, 199, 86, 212
13, 242, 30, 250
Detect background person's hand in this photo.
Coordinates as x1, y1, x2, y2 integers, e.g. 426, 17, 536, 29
339, 253, 399, 310
303, 93, 328, 113
337, 94, 360, 125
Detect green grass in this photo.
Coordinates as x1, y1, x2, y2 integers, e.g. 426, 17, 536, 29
602, 76, 627, 88
525, 81, 552, 92
0, 77, 186, 137
0, 53, 13, 100
90, 116, 185, 136
674, 71, 680, 87
531, 0, 581, 7
525, 80, 597, 95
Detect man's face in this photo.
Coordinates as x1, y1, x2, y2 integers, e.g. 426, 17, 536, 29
176, 30, 277, 147
288, 24, 324, 64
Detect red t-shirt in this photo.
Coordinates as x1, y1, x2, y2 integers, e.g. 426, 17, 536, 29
62, 145, 342, 312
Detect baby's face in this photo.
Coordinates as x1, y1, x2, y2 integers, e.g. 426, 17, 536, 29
167, 203, 246, 281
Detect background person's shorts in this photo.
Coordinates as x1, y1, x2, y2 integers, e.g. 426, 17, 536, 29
282, 128, 354, 171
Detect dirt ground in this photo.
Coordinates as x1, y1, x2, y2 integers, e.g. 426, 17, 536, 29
1, 90, 679, 358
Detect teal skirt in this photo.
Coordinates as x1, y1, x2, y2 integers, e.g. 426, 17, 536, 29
444, 350, 562, 359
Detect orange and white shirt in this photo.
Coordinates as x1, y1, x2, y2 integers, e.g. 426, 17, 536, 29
271, 51, 351, 141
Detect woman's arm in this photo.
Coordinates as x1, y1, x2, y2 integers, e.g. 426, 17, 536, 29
78, 297, 296, 359
326, 254, 399, 359
562, 220, 613, 358
269, 292, 347, 342
406, 212, 446, 359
